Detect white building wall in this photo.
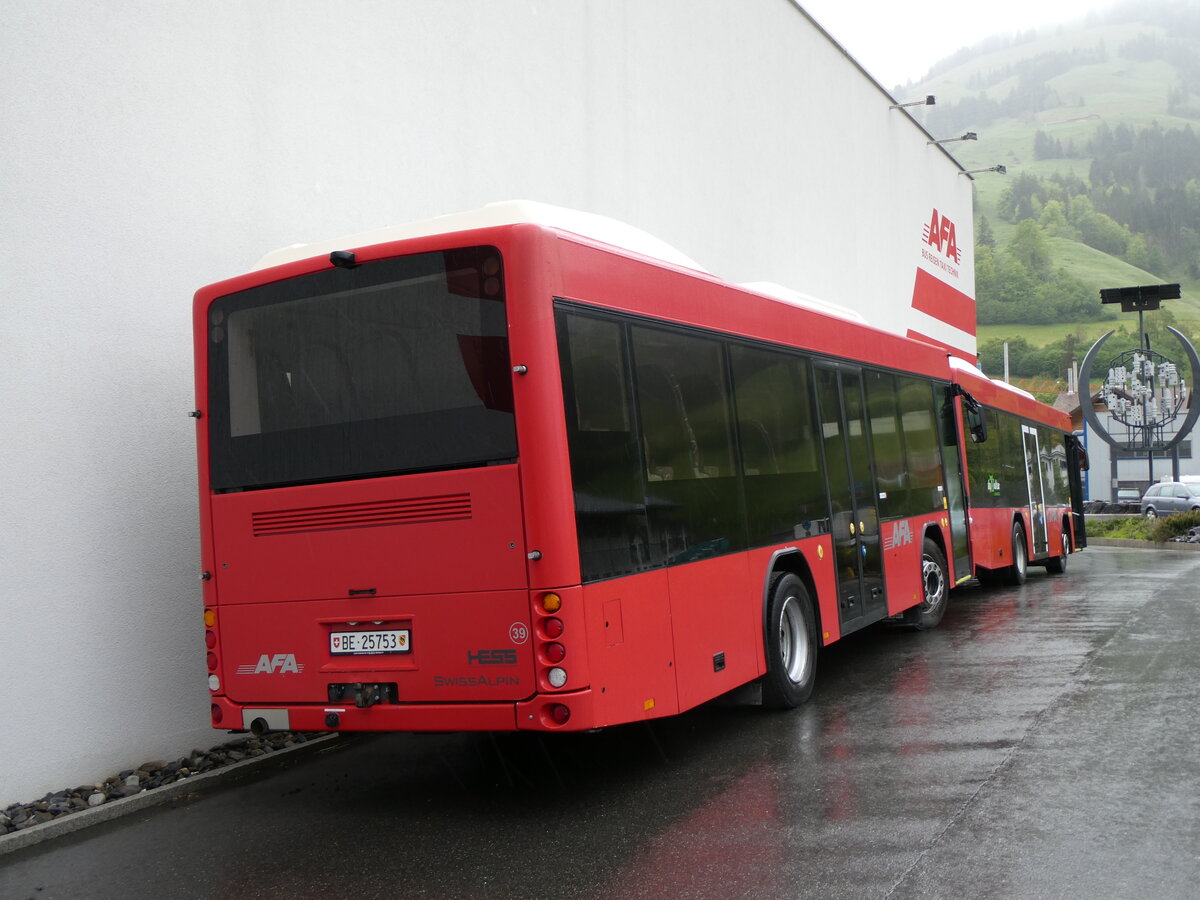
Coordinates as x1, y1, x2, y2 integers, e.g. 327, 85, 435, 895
1, 0, 972, 800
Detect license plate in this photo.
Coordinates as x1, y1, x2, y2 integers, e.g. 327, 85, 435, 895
329, 629, 410, 655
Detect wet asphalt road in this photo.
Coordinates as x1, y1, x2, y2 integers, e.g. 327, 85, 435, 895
3, 547, 1199, 899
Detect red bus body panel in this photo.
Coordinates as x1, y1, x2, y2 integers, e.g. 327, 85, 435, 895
209, 467, 528, 604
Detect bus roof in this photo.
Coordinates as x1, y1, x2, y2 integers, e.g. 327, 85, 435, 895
253, 200, 709, 274
739, 282, 867, 324
950, 357, 1037, 401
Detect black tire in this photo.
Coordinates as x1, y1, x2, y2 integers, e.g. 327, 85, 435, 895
1045, 527, 1069, 575
1004, 521, 1028, 585
904, 538, 949, 630
761, 573, 818, 709
1145, 507, 1158, 519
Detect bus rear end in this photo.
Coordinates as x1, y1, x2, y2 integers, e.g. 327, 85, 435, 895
195, 241, 563, 733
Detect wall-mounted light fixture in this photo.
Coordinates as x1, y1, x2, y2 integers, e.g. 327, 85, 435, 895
960, 165, 1007, 176
929, 132, 978, 145
889, 95, 935, 109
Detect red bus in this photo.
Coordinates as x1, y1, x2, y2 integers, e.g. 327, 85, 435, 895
193, 204, 1085, 735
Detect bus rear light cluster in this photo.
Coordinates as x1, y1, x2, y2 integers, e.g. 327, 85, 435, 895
210, 703, 223, 725
536, 592, 569, 691
547, 703, 571, 725
204, 608, 220, 693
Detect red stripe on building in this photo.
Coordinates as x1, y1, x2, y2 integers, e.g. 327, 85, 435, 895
906, 328, 976, 364
911, 267, 975, 335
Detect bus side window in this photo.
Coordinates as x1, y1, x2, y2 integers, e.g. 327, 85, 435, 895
730, 345, 827, 544
897, 376, 942, 516
559, 312, 649, 581
636, 364, 694, 481
573, 356, 627, 432
631, 325, 744, 562
864, 370, 906, 519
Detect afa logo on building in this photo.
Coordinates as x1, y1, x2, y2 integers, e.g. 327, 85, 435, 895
922, 209, 961, 264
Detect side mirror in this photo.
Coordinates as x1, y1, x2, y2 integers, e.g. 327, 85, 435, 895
965, 402, 987, 443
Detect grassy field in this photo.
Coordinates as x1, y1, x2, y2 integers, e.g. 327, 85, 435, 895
976, 321, 1117, 347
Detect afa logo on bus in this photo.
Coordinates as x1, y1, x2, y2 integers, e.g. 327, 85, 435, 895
236, 653, 305, 675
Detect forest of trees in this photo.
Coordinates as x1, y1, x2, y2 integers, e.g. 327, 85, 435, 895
905, 2, 1200, 384
977, 121, 1200, 341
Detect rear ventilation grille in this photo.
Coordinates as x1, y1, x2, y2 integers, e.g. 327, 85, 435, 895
252, 493, 471, 536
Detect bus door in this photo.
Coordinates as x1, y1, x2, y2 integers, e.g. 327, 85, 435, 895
1021, 424, 1050, 558
815, 365, 886, 632
940, 388, 973, 580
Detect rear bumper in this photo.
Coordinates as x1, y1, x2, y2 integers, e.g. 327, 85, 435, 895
212, 687, 596, 733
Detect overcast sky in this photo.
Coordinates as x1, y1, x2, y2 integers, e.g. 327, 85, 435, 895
800, 0, 1112, 89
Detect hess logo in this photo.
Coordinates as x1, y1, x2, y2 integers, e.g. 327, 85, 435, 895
923, 209, 961, 263
468, 649, 518, 666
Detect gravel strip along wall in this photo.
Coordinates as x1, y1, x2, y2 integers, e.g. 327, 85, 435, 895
0, 732, 337, 856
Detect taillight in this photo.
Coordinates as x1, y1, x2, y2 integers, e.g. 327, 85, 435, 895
210, 703, 223, 725
548, 703, 570, 725
204, 610, 220, 686
535, 593, 570, 690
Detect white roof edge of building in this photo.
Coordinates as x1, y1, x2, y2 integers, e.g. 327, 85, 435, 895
253, 200, 709, 273
738, 282, 868, 323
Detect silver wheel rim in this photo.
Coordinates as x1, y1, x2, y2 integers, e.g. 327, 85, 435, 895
779, 595, 810, 684
1062, 532, 1070, 558
921, 554, 945, 612
1015, 532, 1027, 576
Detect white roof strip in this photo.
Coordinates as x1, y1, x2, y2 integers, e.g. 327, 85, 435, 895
950, 357, 1037, 400
253, 200, 708, 273
738, 282, 867, 323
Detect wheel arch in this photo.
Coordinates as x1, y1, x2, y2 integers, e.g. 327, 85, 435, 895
1012, 510, 1030, 553
762, 548, 822, 646
922, 522, 949, 563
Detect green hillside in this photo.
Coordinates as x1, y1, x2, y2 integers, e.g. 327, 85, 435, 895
903, 1, 1200, 379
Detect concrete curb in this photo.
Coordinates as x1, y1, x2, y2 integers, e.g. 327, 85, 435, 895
1087, 537, 1200, 551
0, 734, 342, 857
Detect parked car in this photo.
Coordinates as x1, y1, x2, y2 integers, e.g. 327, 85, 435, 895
1140, 481, 1200, 518
1115, 489, 1142, 503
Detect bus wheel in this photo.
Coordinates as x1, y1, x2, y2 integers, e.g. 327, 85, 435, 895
1005, 521, 1028, 585
904, 538, 948, 630
762, 573, 817, 709
1045, 529, 1069, 575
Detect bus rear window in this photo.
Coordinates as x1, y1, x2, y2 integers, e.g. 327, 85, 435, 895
207, 247, 516, 491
